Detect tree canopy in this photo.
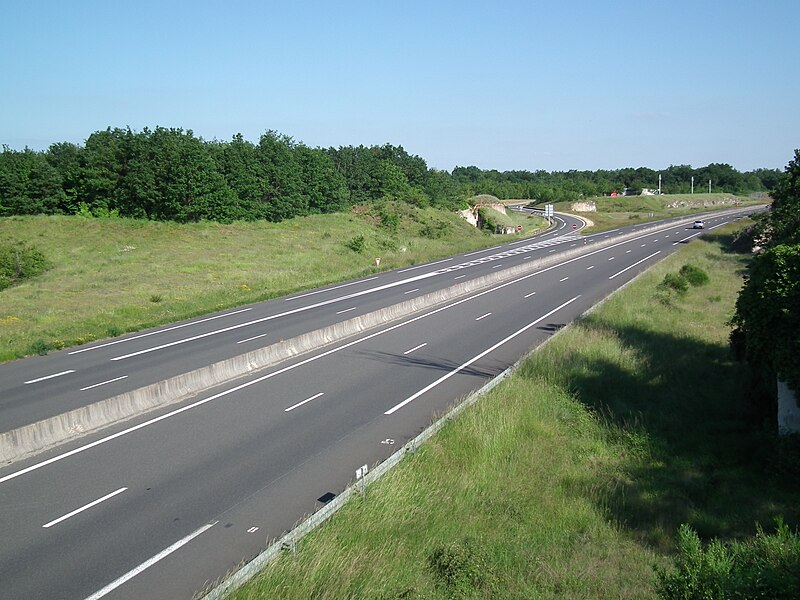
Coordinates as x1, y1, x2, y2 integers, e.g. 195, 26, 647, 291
731, 149, 800, 398
0, 126, 781, 223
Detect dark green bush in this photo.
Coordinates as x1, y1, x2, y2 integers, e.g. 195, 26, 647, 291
378, 208, 400, 232
655, 521, 800, 600
427, 538, 497, 597
28, 339, 51, 356
659, 272, 689, 295
420, 220, 450, 239
680, 264, 710, 287
345, 234, 366, 253
0, 241, 50, 290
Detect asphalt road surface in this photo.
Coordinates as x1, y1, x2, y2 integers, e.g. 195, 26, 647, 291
0, 207, 762, 599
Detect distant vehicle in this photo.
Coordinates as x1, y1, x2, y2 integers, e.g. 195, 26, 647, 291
692, 220, 705, 229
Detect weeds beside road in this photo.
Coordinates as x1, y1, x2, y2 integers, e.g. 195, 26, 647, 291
225, 221, 797, 600
0, 205, 546, 362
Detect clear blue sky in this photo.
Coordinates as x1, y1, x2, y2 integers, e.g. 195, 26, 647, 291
2, 0, 798, 172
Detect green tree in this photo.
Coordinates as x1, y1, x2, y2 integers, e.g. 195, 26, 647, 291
425, 168, 465, 210
257, 131, 308, 221
46, 142, 84, 210
121, 127, 238, 222
216, 133, 271, 220
731, 150, 800, 407
327, 145, 382, 203
79, 127, 132, 214
0, 147, 66, 215
765, 149, 800, 247
295, 145, 349, 214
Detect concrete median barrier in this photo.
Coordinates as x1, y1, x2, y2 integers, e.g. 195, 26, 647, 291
0, 208, 756, 464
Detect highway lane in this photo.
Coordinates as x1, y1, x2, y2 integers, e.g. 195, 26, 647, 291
0, 209, 760, 599
1, 215, 590, 433
0, 208, 751, 436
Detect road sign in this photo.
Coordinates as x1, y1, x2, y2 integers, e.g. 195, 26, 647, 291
572, 223, 577, 230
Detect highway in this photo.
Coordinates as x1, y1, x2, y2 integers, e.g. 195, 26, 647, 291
0, 207, 761, 599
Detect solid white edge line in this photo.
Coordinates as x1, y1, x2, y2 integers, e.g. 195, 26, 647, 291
83, 521, 217, 600
284, 392, 325, 412
1, 222, 701, 485
80, 376, 129, 391
609, 251, 662, 279
102, 220, 657, 362
43, 487, 127, 528
384, 295, 581, 415
24, 370, 76, 385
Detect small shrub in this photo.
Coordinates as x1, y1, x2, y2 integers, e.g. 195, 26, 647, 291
679, 264, 709, 287
659, 272, 689, 295
345, 235, 366, 253
0, 241, 50, 290
75, 201, 120, 219
28, 339, 51, 356
420, 221, 450, 239
75, 202, 94, 218
107, 326, 123, 337
379, 208, 400, 233
150, 294, 163, 303
427, 538, 497, 597
655, 521, 800, 600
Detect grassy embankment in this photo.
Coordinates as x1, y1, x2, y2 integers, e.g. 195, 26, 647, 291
0, 202, 545, 362
224, 220, 797, 600
552, 193, 765, 232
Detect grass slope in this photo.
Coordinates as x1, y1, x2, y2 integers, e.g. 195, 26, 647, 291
553, 193, 765, 232
0, 204, 547, 362
225, 221, 797, 600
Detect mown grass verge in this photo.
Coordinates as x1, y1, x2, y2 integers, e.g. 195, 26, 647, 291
224, 220, 797, 600
0, 203, 547, 362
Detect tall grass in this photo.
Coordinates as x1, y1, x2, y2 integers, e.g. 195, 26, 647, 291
225, 221, 797, 600
558, 193, 764, 232
0, 206, 547, 362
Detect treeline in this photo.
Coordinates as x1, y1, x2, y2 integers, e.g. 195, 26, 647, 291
0, 128, 464, 222
0, 126, 781, 223
452, 164, 782, 202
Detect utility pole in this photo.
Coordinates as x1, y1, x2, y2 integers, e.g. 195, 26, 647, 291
658, 174, 662, 194
708, 179, 711, 194
691, 176, 694, 194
